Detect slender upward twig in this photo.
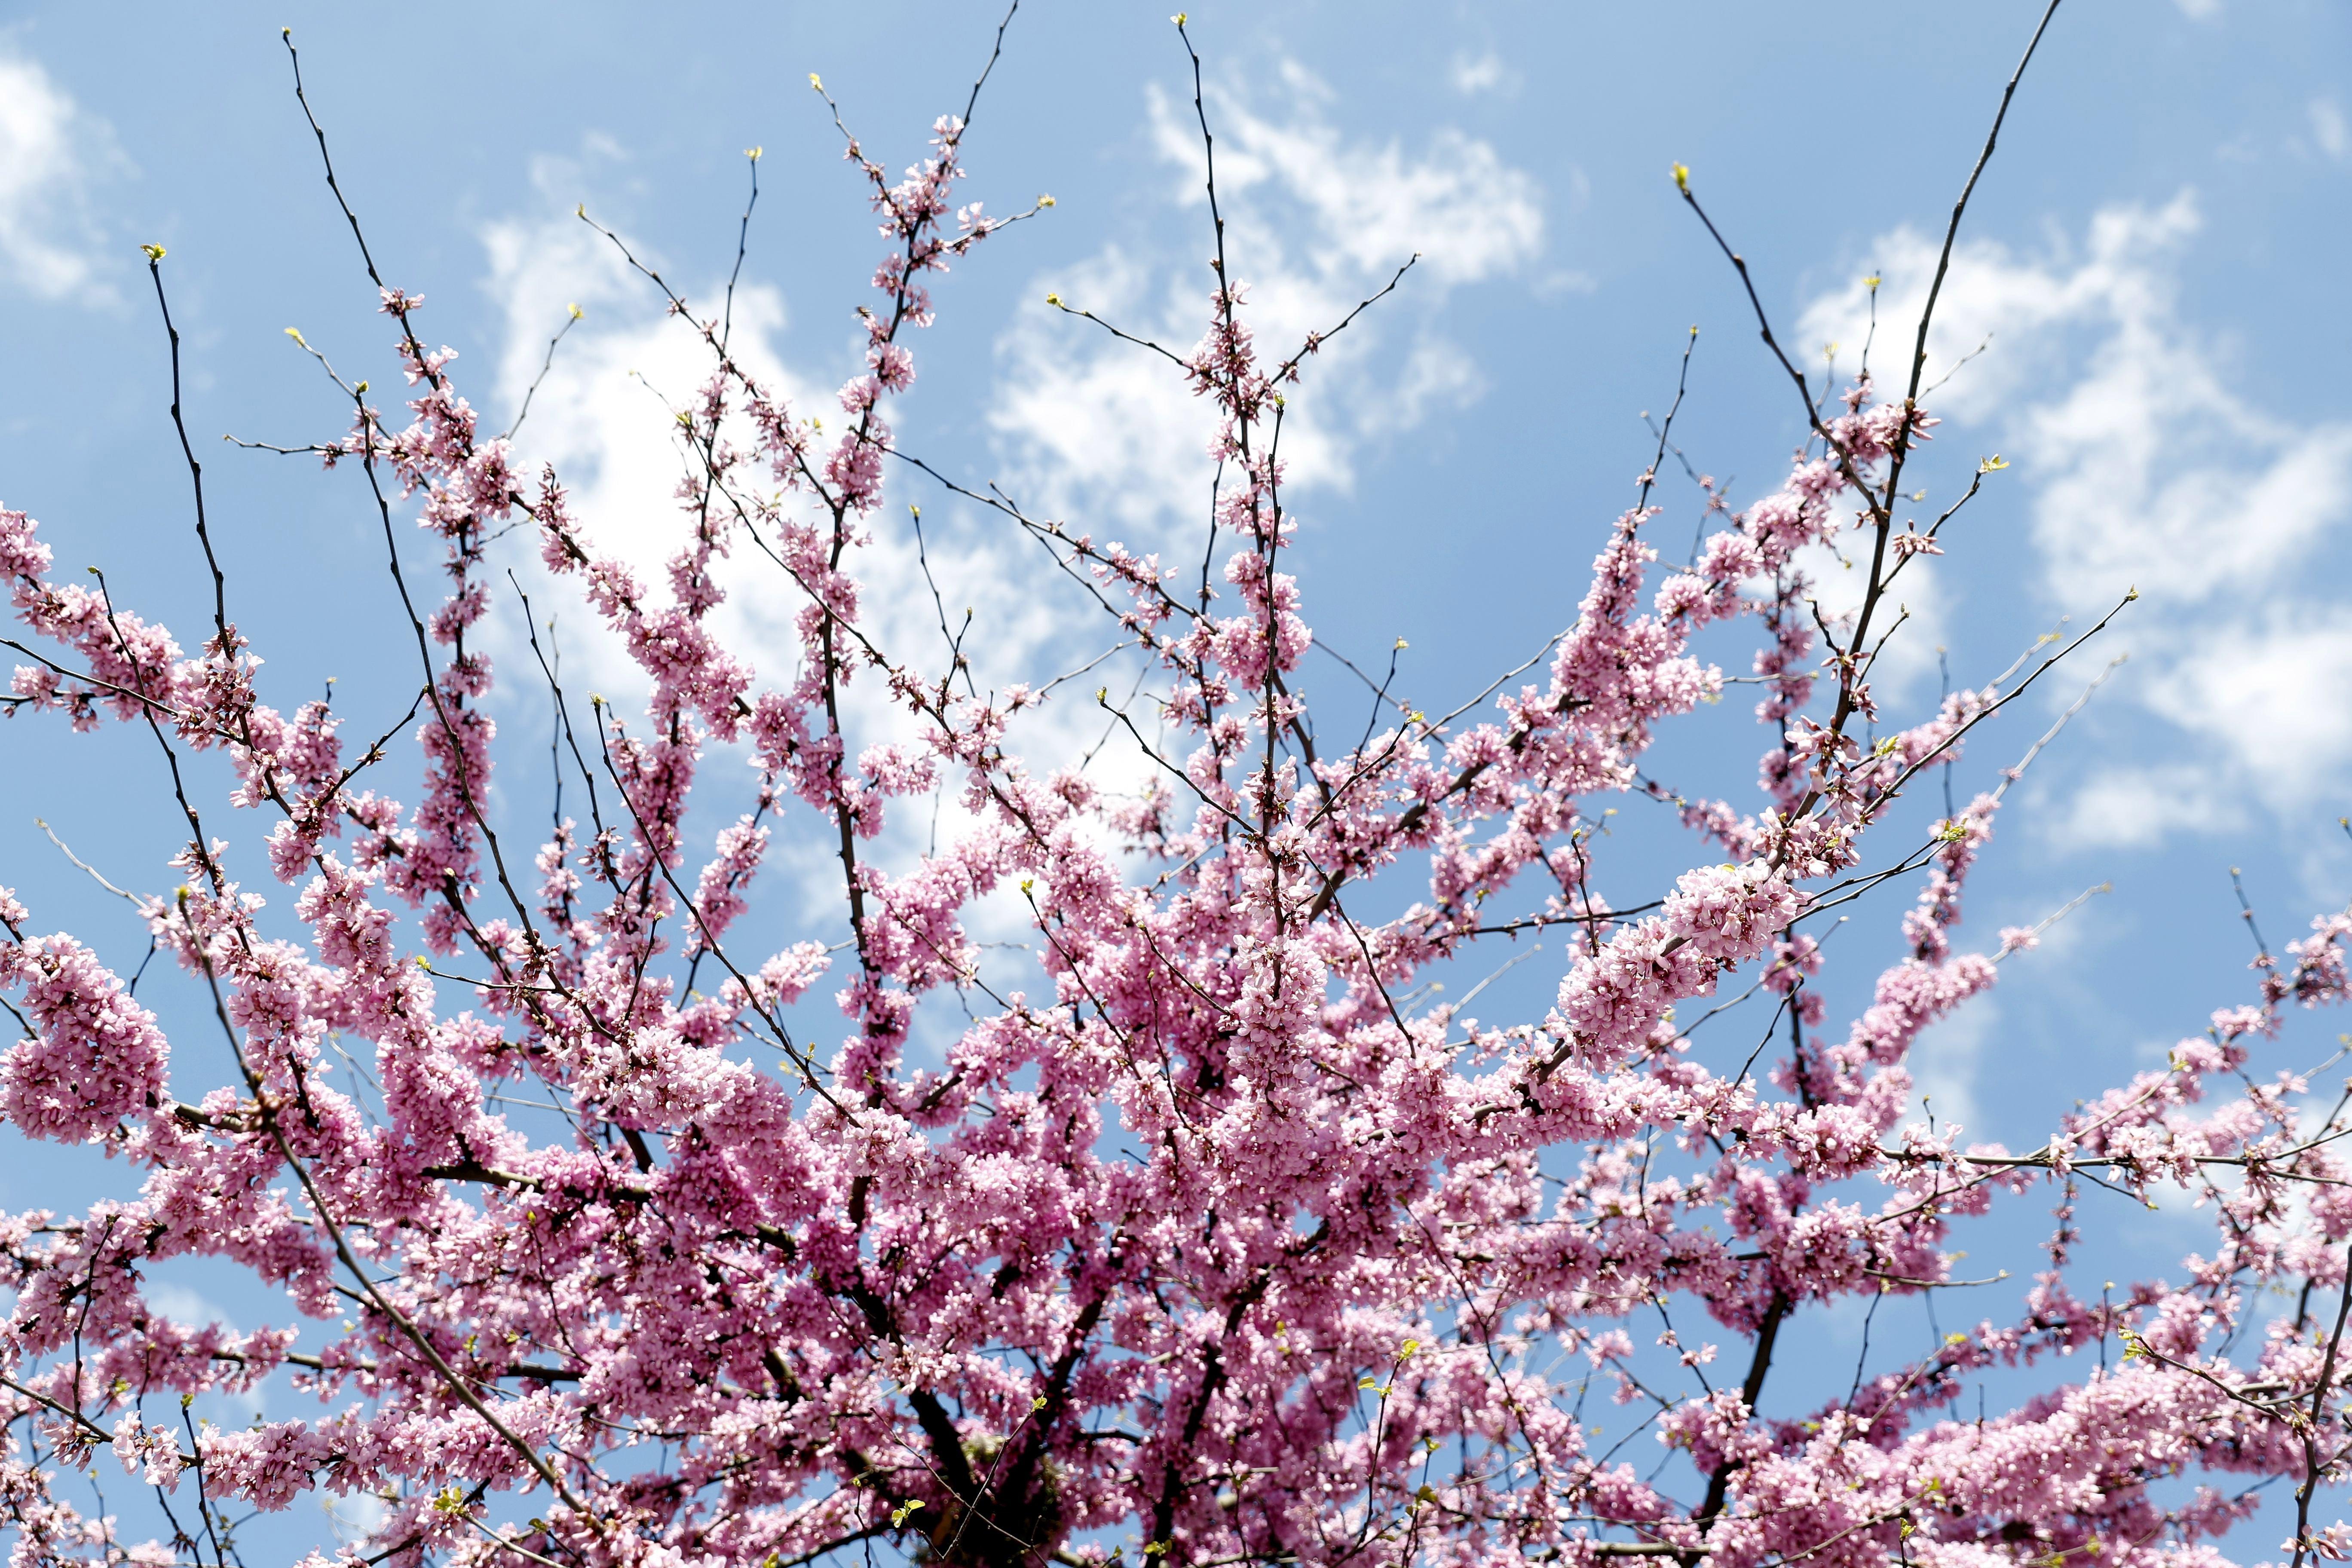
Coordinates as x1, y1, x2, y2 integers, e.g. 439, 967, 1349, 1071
144, 254, 228, 643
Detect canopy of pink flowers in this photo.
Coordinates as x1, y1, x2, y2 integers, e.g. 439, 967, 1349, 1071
3, 40, 2350, 1568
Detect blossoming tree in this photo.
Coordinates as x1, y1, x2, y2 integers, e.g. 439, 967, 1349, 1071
6, 6, 2351, 1568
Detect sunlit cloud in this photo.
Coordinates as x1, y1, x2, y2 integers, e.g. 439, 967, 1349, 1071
1800, 193, 2352, 849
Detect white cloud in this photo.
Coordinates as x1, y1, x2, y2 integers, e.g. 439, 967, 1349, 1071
481, 151, 1081, 717
2312, 97, 2350, 162
1798, 193, 2352, 846
988, 243, 1221, 542
2043, 762, 2248, 850
143, 1280, 266, 1419
1173, 67, 1542, 289
481, 151, 829, 707
143, 1279, 233, 1331
323, 1491, 390, 1547
1449, 52, 1519, 98
1534, 267, 1599, 300
1903, 889, 2109, 1141
0, 47, 122, 303
992, 63, 1543, 552
1908, 995, 1997, 1143
1779, 538, 1954, 706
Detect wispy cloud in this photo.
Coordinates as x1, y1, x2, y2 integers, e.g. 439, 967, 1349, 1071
1799, 193, 2352, 849
1449, 52, 1520, 98
0, 46, 123, 303
991, 60, 1544, 551
1908, 994, 1998, 1141
481, 148, 830, 707
2312, 97, 2349, 163
143, 1279, 265, 1420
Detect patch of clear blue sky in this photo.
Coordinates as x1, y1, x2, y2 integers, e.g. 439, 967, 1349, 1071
0, 0, 2348, 1553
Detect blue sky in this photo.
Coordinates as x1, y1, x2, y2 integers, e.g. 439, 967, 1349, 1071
3, 0, 2351, 1556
